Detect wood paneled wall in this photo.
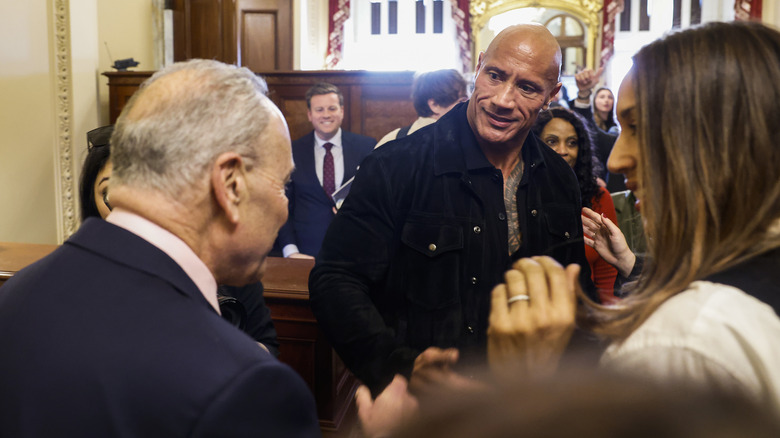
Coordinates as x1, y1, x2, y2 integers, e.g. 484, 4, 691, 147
104, 70, 419, 142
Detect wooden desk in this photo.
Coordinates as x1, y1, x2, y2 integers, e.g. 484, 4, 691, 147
0, 242, 57, 286
0, 243, 357, 437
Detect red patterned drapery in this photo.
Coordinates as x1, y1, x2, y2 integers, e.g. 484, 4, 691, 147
599, 0, 623, 68
450, 0, 472, 73
734, 0, 762, 20
326, 0, 350, 69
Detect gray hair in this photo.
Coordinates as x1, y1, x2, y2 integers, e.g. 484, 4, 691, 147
110, 59, 272, 199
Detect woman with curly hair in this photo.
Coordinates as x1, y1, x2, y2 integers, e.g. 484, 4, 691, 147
533, 107, 618, 302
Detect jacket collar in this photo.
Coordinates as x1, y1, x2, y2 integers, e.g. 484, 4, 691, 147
66, 218, 216, 313
433, 102, 546, 176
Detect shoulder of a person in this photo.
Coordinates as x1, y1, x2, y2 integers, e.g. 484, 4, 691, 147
612, 282, 780, 360
291, 131, 315, 147
343, 130, 377, 146
376, 128, 401, 148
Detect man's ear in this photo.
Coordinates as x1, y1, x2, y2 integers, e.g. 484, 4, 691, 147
427, 98, 441, 117
211, 152, 245, 224
476, 51, 485, 72
546, 82, 563, 109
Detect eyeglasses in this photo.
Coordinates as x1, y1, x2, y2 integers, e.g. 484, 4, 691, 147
87, 125, 114, 151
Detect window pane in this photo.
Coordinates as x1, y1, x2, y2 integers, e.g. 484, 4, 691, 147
433, 0, 443, 34
673, 0, 682, 28
639, 0, 650, 31
564, 17, 582, 36
416, 0, 425, 34
371, 2, 381, 35
388, 0, 398, 34
547, 17, 562, 36
690, 0, 701, 25
620, 0, 631, 31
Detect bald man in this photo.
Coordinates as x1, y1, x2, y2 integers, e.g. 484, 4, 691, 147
0, 60, 320, 436
310, 24, 595, 396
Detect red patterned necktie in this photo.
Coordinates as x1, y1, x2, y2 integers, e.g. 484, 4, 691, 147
322, 142, 335, 196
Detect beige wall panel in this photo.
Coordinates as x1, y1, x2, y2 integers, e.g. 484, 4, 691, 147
97, 1, 156, 125
0, 1, 58, 244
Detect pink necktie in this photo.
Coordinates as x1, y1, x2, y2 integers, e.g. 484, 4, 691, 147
322, 142, 335, 196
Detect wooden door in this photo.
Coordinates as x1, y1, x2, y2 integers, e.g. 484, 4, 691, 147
171, 0, 292, 71
236, 0, 292, 71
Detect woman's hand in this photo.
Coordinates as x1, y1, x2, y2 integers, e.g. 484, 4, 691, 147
488, 256, 579, 379
582, 207, 636, 277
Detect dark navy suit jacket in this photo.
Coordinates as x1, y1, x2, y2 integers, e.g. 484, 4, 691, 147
277, 130, 375, 257
0, 219, 320, 437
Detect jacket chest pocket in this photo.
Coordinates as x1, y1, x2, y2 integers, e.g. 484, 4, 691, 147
400, 219, 464, 306
399, 219, 465, 348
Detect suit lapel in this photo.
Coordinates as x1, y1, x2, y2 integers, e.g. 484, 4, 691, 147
342, 132, 360, 181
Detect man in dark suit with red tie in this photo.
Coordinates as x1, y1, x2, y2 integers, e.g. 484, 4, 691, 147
277, 82, 376, 259
0, 60, 320, 437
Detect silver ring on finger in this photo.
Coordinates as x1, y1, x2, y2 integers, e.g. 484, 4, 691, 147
507, 294, 530, 304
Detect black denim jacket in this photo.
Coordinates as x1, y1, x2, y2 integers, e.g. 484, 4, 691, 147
309, 103, 593, 394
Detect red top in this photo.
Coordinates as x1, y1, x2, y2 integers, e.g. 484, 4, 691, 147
585, 187, 619, 304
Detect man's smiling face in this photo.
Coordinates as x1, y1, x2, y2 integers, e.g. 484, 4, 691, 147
307, 93, 344, 141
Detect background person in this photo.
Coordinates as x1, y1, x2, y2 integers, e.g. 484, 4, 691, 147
533, 108, 618, 302
276, 82, 376, 259
376, 69, 468, 147
79, 125, 113, 221
569, 68, 625, 192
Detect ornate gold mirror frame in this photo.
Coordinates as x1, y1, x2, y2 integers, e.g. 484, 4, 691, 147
470, 0, 603, 71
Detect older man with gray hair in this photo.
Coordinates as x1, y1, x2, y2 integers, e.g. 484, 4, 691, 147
0, 60, 319, 436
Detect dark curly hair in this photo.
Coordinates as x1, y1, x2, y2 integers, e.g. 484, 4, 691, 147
532, 107, 603, 208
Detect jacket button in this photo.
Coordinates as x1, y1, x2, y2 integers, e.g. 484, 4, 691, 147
564, 232, 570, 239
473, 226, 481, 234
466, 325, 474, 334
498, 212, 506, 221
428, 243, 437, 252
531, 209, 538, 217
471, 277, 478, 284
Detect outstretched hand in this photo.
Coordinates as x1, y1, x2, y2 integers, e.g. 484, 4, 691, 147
409, 347, 477, 397
582, 207, 636, 277
356, 375, 419, 438
488, 256, 579, 380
